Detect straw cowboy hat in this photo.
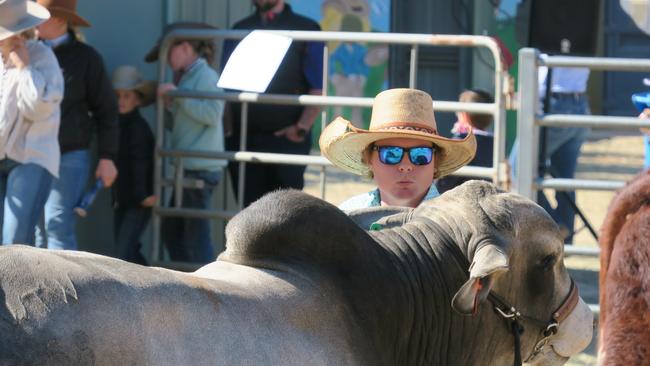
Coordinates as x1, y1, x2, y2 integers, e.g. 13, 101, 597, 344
112, 65, 157, 106
0, 0, 50, 41
320, 88, 477, 179
36, 0, 90, 27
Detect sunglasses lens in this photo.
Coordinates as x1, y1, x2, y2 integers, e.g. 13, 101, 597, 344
409, 147, 433, 165
378, 146, 404, 165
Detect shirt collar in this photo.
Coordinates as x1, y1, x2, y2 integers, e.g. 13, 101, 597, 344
374, 183, 440, 207
43, 33, 70, 49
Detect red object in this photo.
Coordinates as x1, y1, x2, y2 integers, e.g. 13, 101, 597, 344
491, 36, 513, 70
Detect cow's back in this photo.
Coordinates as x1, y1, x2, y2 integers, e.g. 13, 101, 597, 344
0, 246, 374, 365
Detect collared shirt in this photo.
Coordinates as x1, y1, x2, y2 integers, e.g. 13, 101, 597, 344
43, 33, 70, 49
338, 183, 440, 211
0, 41, 63, 176
538, 54, 590, 94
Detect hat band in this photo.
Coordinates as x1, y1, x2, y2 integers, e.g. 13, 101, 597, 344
370, 121, 438, 135
0, 1, 27, 29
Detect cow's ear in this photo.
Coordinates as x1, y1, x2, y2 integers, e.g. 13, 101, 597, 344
451, 244, 509, 316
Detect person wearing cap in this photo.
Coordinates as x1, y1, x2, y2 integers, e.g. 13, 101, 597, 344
221, 0, 324, 207
111, 65, 156, 265
320, 88, 476, 210
34, 0, 119, 251
0, 0, 63, 245
145, 22, 225, 264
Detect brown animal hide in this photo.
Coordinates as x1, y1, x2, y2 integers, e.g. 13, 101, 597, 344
598, 170, 650, 364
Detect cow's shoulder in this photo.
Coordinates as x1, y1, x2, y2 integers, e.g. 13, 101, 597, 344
220, 190, 373, 269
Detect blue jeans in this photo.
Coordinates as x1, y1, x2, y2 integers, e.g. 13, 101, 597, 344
36, 150, 90, 250
162, 169, 220, 263
0, 160, 54, 245
114, 206, 151, 265
539, 94, 590, 243
509, 94, 589, 243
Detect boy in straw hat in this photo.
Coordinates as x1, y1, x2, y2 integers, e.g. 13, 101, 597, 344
35, 0, 119, 251
0, 0, 63, 245
111, 65, 156, 265
320, 88, 476, 210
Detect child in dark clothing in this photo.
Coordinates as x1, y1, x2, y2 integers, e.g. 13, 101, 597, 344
111, 65, 156, 265
437, 89, 494, 193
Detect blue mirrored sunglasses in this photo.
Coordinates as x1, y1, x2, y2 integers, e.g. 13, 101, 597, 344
372, 145, 435, 165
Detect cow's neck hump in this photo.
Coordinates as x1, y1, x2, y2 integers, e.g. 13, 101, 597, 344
363, 214, 505, 366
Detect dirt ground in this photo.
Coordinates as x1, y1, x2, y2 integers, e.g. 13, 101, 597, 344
303, 132, 646, 365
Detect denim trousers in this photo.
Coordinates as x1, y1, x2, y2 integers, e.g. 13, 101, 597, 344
0, 160, 54, 245
162, 169, 220, 263
541, 95, 590, 243
36, 150, 90, 250
114, 206, 151, 265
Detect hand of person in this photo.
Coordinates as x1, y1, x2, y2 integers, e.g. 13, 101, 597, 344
8, 37, 29, 70
639, 108, 650, 136
157, 83, 176, 109
95, 158, 118, 188
274, 123, 308, 143
141, 195, 157, 207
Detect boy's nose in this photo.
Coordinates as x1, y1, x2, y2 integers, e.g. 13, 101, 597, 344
398, 161, 413, 172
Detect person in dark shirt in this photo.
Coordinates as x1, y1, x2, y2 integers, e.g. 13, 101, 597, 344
436, 89, 494, 194
221, 0, 324, 207
35, 0, 119, 250
111, 65, 155, 265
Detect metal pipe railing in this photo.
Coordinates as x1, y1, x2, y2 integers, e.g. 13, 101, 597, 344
152, 29, 508, 263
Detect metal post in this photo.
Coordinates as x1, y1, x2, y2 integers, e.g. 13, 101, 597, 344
237, 102, 249, 210
409, 44, 419, 88
151, 42, 169, 263
515, 48, 540, 199
320, 43, 330, 200
492, 71, 506, 188
174, 158, 183, 207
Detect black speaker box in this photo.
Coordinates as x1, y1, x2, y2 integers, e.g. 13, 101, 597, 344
516, 0, 601, 56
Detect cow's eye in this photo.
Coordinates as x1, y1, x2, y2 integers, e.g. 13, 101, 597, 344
540, 254, 557, 271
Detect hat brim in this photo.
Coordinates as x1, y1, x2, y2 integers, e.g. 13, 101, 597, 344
0, 2, 50, 41
144, 43, 160, 63
320, 117, 477, 178
114, 80, 158, 107
47, 7, 90, 27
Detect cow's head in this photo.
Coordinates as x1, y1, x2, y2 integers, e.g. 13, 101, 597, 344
421, 181, 594, 365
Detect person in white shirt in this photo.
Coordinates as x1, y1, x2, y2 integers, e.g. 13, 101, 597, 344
0, 0, 63, 245
510, 58, 590, 243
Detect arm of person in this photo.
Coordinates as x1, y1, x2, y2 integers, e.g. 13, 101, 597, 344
273, 89, 323, 143
85, 48, 119, 187
640, 108, 650, 136
15, 42, 64, 122
174, 70, 224, 127
274, 40, 325, 142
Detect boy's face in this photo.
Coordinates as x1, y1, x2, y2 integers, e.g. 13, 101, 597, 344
369, 137, 436, 208
36, 16, 67, 40
116, 89, 141, 114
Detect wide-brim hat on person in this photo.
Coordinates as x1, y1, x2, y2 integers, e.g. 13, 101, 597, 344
320, 88, 477, 179
144, 22, 216, 63
112, 65, 157, 106
36, 0, 90, 27
0, 0, 50, 41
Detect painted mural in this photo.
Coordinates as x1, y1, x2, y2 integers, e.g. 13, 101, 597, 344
291, 0, 390, 129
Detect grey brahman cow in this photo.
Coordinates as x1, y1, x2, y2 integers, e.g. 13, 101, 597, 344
0, 181, 593, 365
